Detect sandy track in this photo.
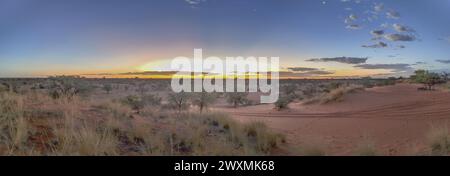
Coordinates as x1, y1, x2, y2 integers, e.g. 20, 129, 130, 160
217, 84, 450, 155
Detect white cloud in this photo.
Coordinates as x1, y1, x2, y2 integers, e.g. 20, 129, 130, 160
354, 64, 413, 72
184, 0, 206, 5
346, 24, 362, 30
386, 10, 400, 19
374, 3, 384, 12
393, 24, 415, 33
349, 14, 358, 20
362, 41, 388, 48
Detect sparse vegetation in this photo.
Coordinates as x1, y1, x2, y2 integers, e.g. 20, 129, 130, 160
354, 138, 378, 156
0, 89, 284, 155
191, 92, 217, 113
167, 92, 191, 112
411, 70, 446, 90
226, 92, 250, 108
304, 84, 364, 104
274, 96, 292, 110
47, 76, 93, 99
102, 84, 113, 94
427, 125, 450, 156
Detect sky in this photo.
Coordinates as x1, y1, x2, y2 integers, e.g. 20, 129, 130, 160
0, 0, 449, 78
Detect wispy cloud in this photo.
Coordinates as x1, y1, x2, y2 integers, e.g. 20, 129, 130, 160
386, 10, 400, 19
393, 24, 415, 33
436, 60, 450, 64
354, 63, 413, 72
412, 61, 427, 66
184, 0, 206, 8
287, 67, 320, 72
362, 41, 388, 48
374, 3, 384, 12
370, 30, 384, 36
306, 57, 368, 64
346, 24, 362, 30
279, 70, 334, 77
184, 0, 205, 5
384, 34, 416, 42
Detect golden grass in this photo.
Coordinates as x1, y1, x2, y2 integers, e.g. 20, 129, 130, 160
0, 91, 284, 156
303, 84, 364, 105
427, 124, 450, 156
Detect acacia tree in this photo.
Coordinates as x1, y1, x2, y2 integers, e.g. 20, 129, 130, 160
412, 70, 445, 90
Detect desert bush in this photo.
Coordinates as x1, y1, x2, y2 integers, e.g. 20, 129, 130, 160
427, 125, 450, 156
320, 85, 363, 104
281, 84, 298, 100
47, 76, 93, 99
242, 122, 285, 153
136, 83, 149, 95
226, 92, 250, 108
167, 92, 191, 112
102, 84, 113, 94
301, 83, 322, 99
191, 92, 217, 113
361, 77, 375, 88
142, 94, 162, 106
1, 82, 20, 93
304, 84, 364, 105
0, 84, 8, 92
274, 96, 292, 110
325, 82, 342, 93
121, 95, 145, 113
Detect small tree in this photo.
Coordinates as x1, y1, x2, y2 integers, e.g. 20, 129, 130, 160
168, 92, 191, 112
103, 84, 113, 94
412, 70, 445, 90
425, 72, 444, 90
226, 92, 249, 108
192, 92, 217, 113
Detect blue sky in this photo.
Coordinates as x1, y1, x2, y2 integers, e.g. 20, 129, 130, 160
0, 0, 449, 78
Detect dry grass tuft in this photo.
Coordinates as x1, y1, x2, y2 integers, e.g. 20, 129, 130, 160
427, 124, 450, 156
304, 84, 364, 105
0, 91, 285, 156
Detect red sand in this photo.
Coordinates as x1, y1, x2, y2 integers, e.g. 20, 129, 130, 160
217, 84, 450, 155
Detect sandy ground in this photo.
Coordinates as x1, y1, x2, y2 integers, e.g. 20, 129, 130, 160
215, 84, 450, 155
